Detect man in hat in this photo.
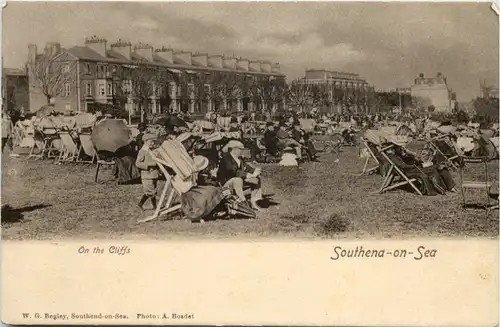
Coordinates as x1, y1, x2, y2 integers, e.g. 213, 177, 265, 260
135, 133, 159, 210
2, 111, 13, 153
217, 140, 264, 211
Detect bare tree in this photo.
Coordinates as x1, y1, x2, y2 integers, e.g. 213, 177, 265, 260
285, 79, 322, 113
249, 78, 286, 116
117, 60, 176, 122
27, 53, 77, 104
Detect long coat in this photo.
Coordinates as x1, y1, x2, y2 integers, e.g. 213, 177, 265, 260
216, 153, 256, 185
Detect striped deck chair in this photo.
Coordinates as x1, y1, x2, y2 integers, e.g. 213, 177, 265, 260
358, 138, 380, 175
57, 131, 80, 163
77, 133, 97, 164
137, 139, 198, 223
378, 144, 423, 196
26, 130, 46, 160
427, 134, 460, 168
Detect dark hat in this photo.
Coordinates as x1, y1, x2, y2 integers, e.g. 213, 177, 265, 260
266, 121, 274, 127
230, 116, 238, 124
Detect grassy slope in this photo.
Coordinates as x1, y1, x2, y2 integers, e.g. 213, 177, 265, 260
1, 147, 498, 240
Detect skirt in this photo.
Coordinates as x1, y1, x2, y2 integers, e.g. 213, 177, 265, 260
181, 185, 225, 220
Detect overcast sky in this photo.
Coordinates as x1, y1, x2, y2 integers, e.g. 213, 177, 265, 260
2, 2, 498, 101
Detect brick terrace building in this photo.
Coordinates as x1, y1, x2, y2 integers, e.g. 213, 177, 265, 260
27, 36, 286, 115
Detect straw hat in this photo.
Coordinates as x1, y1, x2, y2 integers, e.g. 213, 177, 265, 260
225, 140, 245, 150
142, 133, 156, 142
193, 155, 209, 171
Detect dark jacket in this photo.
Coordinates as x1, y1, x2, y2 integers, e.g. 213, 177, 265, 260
263, 129, 278, 155
217, 153, 256, 185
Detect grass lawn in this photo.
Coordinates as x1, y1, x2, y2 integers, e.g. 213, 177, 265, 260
1, 146, 498, 240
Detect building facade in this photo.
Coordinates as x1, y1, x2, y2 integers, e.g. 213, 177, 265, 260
300, 69, 372, 114
2, 68, 30, 116
410, 72, 454, 112
27, 36, 286, 116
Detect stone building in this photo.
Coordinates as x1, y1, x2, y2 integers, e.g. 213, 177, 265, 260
410, 72, 454, 112
26, 36, 285, 116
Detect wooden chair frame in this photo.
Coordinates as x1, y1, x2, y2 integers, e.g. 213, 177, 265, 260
359, 138, 380, 175
427, 134, 459, 168
378, 145, 423, 196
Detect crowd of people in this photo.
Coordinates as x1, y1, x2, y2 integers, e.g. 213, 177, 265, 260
2, 104, 499, 221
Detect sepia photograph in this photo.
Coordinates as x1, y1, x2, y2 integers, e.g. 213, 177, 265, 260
1, 1, 499, 241
1, 2, 499, 325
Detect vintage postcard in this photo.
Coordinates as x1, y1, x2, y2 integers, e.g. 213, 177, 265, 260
1, 1, 498, 325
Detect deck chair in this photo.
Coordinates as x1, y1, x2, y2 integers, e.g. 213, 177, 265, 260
26, 130, 46, 160
359, 138, 380, 175
94, 151, 116, 183
427, 134, 460, 168
39, 128, 60, 159
137, 139, 197, 223
57, 131, 80, 163
77, 133, 97, 164
378, 144, 423, 196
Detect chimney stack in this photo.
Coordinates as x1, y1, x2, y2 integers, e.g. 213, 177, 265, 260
27, 44, 37, 64
236, 58, 249, 71
154, 47, 174, 64
192, 52, 208, 67
110, 39, 132, 60
173, 51, 192, 65
134, 43, 154, 62
208, 55, 223, 68
85, 35, 107, 57
249, 61, 262, 72
271, 63, 280, 73
223, 56, 237, 70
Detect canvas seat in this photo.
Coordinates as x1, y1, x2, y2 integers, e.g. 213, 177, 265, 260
377, 144, 423, 196
427, 134, 460, 168
77, 133, 97, 164
358, 138, 380, 175
57, 131, 80, 163
137, 139, 198, 223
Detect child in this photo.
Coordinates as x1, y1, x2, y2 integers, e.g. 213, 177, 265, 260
135, 133, 159, 210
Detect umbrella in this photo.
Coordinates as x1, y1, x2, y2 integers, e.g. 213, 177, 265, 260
225, 196, 256, 219
164, 116, 188, 129
91, 119, 131, 153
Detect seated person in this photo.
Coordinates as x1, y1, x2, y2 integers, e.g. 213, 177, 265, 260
216, 140, 265, 211
342, 127, 356, 145
291, 122, 318, 161
172, 155, 229, 222
383, 143, 456, 196
263, 122, 279, 157
276, 124, 302, 158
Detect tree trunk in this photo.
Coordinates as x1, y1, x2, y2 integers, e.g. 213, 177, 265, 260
46, 95, 52, 104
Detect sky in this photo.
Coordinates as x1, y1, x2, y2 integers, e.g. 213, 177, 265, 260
2, 1, 498, 102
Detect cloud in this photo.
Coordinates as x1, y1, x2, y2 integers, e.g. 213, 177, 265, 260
2, 2, 497, 101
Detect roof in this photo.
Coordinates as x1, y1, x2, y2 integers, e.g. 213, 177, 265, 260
3, 68, 26, 76
64, 46, 285, 77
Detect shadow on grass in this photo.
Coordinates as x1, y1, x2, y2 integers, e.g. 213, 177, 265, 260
1, 203, 52, 223
315, 213, 350, 236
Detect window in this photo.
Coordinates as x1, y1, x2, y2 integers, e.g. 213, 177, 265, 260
99, 84, 105, 96
64, 83, 71, 96
112, 65, 117, 73
86, 63, 91, 73
63, 63, 70, 73
107, 83, 112, 95
65, 104, 71, 111
86, 83, 92, 96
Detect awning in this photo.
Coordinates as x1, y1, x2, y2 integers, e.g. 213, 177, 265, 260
168, 68, 182, 74
185, 70, 197, 74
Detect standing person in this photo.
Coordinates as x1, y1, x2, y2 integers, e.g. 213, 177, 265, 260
135, 133, 159, 210
2, 111, 13, 152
